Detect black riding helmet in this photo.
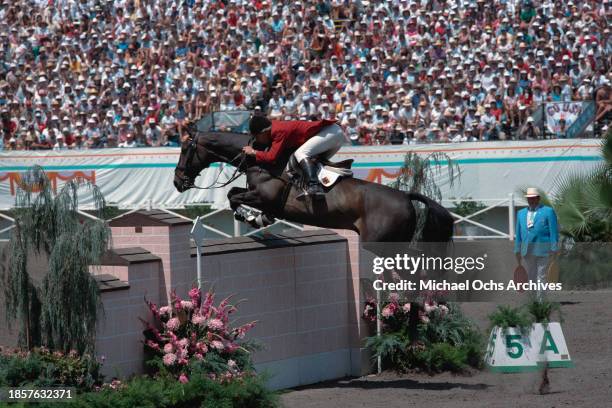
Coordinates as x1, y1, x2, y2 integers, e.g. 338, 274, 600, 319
249, 115, 272, 136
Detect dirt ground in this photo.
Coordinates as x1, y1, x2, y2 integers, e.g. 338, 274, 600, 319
281, 290, 612, 408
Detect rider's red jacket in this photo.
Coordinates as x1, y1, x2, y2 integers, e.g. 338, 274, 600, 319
255, 119, 337, 164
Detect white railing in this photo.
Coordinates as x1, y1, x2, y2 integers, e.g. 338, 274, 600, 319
1, 194, 523, 241
0, 212, 15, 240
442, 193, 525, 240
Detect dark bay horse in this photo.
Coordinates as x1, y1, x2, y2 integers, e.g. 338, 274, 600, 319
173, 129, 453, 243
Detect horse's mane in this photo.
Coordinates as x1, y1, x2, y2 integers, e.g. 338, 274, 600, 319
196, 129, 290, 176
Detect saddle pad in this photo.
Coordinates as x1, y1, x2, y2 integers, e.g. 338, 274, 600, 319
318, 166, 343, 187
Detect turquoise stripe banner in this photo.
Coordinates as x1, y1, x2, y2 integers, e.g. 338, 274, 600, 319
0, 155, 602, 172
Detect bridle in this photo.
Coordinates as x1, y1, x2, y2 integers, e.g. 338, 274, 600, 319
176, 127, 251, 190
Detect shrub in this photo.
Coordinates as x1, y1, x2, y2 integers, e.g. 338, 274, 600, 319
34, 373, 278, 408
363, 294, 484, 373
488, 305, 533, 335
0, 346, 103, 392
526, 300, 562, 324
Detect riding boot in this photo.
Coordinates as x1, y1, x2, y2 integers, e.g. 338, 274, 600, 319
299, 158, 325, 198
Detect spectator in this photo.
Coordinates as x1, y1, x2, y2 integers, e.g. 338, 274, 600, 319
0, 0, 609, 151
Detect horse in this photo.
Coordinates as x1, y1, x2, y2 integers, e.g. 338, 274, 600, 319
173, 125, 454, 244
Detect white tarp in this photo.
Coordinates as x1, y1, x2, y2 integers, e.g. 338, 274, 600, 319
0, 139, 603, 209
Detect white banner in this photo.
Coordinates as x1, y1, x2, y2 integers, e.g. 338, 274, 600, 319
0, 139, 603, 210
545, 102, 585, 134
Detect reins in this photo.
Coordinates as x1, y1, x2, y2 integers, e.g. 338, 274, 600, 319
178, 130, 252, 190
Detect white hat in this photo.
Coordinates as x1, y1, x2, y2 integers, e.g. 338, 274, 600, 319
525, 188, 540, 198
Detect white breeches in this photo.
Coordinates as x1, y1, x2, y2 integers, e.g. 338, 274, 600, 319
293, 124, 345, 162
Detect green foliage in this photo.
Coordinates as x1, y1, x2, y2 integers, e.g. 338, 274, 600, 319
174, 204, 214, 220
526, 300, 562, 324
0, 347, 103, 392
558, 243, 612, 289
390, 151, 460, 242
415, 343, 468, 373
517, 132, 612, 242
418, 304, 484, 351
488, 305, 532, 335
390, 152, 460, 201
1, 166, 110, 353
365, 302, 484, 374
451, 198, 486, 219
33, 373, 279, 408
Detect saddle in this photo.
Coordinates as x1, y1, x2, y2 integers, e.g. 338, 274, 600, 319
286, 155, 354, 188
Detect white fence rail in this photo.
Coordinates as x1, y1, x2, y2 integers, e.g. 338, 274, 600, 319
442, 193, 525, 241
1, 195, 525, 241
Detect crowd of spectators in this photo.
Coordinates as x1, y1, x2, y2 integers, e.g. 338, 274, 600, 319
0, 0, 610, 150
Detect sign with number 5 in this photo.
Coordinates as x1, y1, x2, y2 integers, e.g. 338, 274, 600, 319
485, 323, 573, 373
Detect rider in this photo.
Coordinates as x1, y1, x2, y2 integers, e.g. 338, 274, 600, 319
243, 114, 344, 197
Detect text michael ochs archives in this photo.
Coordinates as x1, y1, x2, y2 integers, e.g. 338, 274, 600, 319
370, 254, 563, 292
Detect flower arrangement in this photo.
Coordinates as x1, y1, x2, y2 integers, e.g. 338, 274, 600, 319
143, 287, 257, 383
363, 292, 483, 373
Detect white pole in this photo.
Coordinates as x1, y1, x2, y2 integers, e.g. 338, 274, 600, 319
234, 219, 241, 237
196, 245, 202, 289
376, 289, 382, 374
509, 193, 515, 241
190, 216, 206, 289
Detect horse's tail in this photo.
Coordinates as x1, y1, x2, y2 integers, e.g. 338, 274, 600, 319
407, 192, 454, 242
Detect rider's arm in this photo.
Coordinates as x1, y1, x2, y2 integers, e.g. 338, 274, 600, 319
254, 132, 287, 164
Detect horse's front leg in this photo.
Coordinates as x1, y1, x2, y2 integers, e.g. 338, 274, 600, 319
228, 189, 276, 228
227, 187, 248, 211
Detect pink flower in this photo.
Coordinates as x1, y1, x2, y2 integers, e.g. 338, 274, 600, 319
388, 292, 400, 303
196, 342, 208, 353
166, 317, 180, 331
179, 373, 189, 384
180, 300, 193, 310
439, 304, 449, 316
163, 343, 174, 354
192, 314, 206, 325
163, 353, 177, 366
424, 302, 438, 314
188, 287, 201, 306
225, 342, 239, 353
159, 306, 171, 316
178, 338, 189, 348
234, 321, 256, 339
208, 318, 224, 330
420, 314, 430, 324
228, 359, 237, 369
211, 340, 224, 350
381, 306, 393, 317
194, 353, 204, 360
402, 303, 411, 313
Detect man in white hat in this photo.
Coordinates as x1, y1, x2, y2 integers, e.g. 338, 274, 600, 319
514, 188, 559, 294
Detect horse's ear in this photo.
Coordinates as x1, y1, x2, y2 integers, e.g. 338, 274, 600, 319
185, 120, 196, 137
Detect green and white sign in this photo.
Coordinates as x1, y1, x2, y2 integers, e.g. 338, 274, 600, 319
485, 322, 573, 373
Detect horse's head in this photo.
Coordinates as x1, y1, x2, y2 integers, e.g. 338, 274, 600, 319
174, 123, 251, 192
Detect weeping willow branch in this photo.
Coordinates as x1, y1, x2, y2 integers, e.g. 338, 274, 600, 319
1, 166, 110, 354
390, 152, 460, 242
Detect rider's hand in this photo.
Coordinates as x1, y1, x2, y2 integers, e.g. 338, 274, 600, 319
242, 146, 256, 156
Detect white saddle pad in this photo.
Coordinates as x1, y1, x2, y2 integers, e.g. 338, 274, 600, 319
317, 164, 352, 187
